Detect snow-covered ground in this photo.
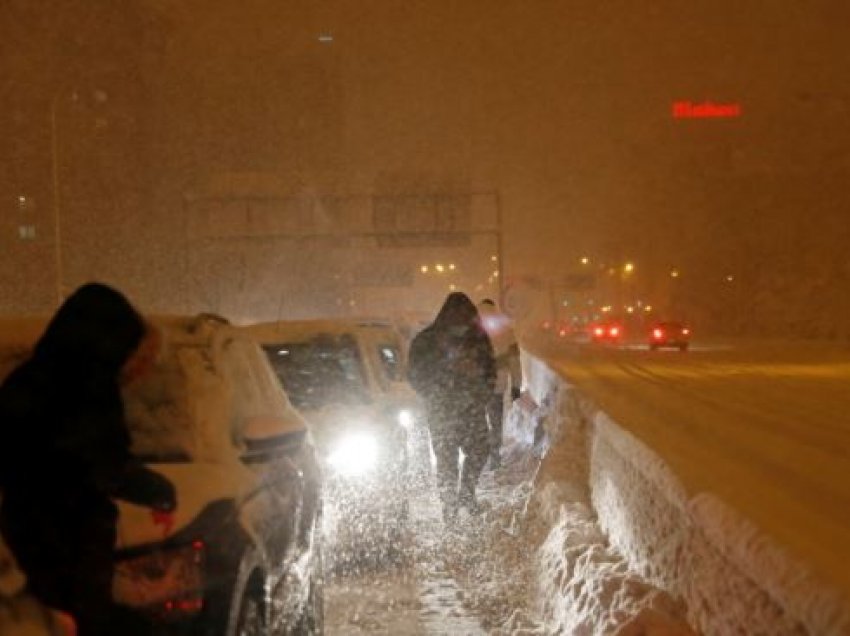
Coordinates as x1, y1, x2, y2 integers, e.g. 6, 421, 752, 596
324, 446, 544, 635
526, 334, 850, 634
323, 375, 700, 635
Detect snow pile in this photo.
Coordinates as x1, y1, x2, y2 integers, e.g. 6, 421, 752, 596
435, 452, 545, 635
523, 350, 850, 635
510, 369, 694, 635
536, 485, 692, 636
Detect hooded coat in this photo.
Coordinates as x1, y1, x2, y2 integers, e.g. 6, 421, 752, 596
0, 283, 175, 630
408, 292, 496, 412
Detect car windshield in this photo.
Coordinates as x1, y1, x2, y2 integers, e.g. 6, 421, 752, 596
262, 334, 370, 410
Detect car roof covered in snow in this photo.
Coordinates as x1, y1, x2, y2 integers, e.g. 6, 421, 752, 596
0, 313, 308, 460
242, 317, 401, 344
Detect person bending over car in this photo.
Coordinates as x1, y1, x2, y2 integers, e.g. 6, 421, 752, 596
409, 292, 496, 522
0, 283, 176, 636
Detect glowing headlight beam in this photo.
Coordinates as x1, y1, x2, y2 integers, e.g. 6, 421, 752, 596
397, 409, 414, 429
326, 433, 379, 477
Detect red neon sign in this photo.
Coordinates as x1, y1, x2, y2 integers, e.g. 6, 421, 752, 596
672, 101, 741, 119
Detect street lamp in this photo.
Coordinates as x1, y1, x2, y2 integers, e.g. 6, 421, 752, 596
50, 87, 107, 306
50, 93, 64, 306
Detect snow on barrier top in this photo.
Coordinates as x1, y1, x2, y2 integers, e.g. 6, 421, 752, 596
521, 344, 850, 635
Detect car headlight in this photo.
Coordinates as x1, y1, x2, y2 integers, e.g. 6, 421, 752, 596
397, 409, 414, 430
326, 433, 379, 477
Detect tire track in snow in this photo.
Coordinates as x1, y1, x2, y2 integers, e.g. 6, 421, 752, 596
324, 445, 542, 635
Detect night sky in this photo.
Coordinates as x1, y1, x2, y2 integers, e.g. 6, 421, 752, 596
2, 1, 848, 335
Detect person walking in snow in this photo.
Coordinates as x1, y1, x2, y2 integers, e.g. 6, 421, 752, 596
408, 292, 496, 522
477, 298, 523, 469
0, 282, 176, 636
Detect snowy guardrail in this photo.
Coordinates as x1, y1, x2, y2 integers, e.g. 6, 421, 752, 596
512, 350, 850, 636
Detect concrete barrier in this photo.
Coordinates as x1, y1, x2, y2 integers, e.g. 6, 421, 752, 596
519, 351, 850, 635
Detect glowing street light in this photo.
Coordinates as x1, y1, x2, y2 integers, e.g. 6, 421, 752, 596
623, 262, 635, 274
490, 255, 498, 262
725, 274, 735, 282
670, 268, 680, 278
435, 264, 445, 273
420, 265, 429, 274
448, 263, 456, 271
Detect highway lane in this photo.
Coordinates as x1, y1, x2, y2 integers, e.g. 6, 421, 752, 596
528, 335, 850, 597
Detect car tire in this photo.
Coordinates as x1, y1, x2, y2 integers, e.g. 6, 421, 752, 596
292, 542, 324, 635
649, 343, 658, 351
234, 571, 267, 636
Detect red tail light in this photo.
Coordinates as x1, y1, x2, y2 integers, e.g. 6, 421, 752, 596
653, 329, 664, 339
609, 327, 620, 337
165, 598, 204, 613
682, 328, 690, 335
594, 327, 604, 336
114, 539, 206, 620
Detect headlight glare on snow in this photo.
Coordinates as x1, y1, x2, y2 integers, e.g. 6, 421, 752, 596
327, 432, 379, 477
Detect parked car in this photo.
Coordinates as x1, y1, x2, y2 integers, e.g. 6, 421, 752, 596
648, 321, 691, 351
0, 314, 323, 636
244, 319, 417, 564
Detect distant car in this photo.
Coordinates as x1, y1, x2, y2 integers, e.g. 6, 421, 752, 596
649, 321, 691, 351
590, 321, 624, 344
245, 319, 415, 564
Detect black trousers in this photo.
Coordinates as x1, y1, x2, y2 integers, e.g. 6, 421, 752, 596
485, 392, 504, 460
427, 402, 489, 512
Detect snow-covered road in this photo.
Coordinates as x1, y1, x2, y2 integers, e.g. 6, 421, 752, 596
528, 335, 850, 602
324, 444, 544, 635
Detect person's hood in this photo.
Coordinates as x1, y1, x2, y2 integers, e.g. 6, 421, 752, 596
32, 283, 145, 376
433, 292, 480, 331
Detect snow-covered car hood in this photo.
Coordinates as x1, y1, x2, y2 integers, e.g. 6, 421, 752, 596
115, 461, 256, 548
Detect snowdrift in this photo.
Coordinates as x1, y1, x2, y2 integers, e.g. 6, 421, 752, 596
517, 352, 850, 635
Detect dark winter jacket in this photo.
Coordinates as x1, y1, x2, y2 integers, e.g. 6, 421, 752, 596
0, 283, 175, 614
408, 292, 496, 410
